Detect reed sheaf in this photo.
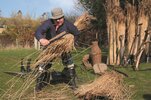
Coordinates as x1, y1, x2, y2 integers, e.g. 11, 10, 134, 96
75, 71, 132, 100
1, 32, 75, 100
32, 32, 75, 68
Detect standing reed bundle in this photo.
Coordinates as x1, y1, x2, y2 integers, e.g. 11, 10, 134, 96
105, 0, 116, 65
137, 0, 150, 45
126, 2, 137, 55
114, 7, 126, 65
132, 0, 150, 61
75, 71, 131, 100
105, 0, 150, 66
124, 0, 150, 56
105, 0, 126, 65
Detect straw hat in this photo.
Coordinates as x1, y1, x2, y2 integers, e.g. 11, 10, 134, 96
51, 8, 64, 19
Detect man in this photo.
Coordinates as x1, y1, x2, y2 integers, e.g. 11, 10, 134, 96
35, 7, 80, 91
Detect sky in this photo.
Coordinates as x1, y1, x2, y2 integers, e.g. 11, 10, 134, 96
0, 0, 81, 18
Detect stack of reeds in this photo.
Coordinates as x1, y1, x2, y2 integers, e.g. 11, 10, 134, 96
126, 2, 137, 55
105, 0, 126, 65
75, 71, 131, 100
105, 0, 150, 66
137, 0, 150, 45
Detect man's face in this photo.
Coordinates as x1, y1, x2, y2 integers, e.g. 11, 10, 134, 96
55, 17, 64, 26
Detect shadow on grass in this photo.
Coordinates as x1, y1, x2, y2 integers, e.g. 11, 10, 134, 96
143, 94, 151, 100
138, 68, 151, 71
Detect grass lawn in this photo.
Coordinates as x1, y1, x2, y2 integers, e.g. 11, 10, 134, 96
116, 63, 151, 100
0, 48, 38, 95
0, 48, 151, 100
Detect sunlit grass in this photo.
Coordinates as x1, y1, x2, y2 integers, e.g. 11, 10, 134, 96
0, 48, 150, 99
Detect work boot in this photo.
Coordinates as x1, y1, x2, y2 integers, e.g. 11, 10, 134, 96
20, 58, 26, 73
35, 62, 53, 92
26, 58, 32, 73
68, 68, 77, 90
35, 72, 45, 92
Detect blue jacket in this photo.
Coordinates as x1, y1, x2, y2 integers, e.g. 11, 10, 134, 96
35, 18, 80, 41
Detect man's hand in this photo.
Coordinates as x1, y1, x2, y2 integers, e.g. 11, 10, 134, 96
39, 38, 50, 46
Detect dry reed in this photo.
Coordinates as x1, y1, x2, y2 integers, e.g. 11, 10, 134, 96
32, 33, 74, 68
25, 84, 73, 100
105, 0, 126, 65
75, 71, 132, 100
1, 33, 75, 100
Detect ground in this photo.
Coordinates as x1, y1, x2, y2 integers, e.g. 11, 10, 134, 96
0, 48, 151, 100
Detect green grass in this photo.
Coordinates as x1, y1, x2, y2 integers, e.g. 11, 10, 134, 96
0, 48, 38, 95
115, 63, 151, 100
0, 48, 151, 100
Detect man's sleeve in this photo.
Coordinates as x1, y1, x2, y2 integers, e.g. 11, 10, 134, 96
67, 21, 80, 36
66, 21, 80, 46
35, 21, 50, 41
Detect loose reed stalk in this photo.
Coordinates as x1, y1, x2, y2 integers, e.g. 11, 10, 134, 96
1, 33, 75, 100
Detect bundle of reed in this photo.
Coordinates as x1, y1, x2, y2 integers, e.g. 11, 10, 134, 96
75, 71, 131, 100
73, 12, 98, 47
1, 32, 75, 100
32, 32, 75, 68
125, 2, 137, 55
105, 0, 126, 65
138, 0, 150, 31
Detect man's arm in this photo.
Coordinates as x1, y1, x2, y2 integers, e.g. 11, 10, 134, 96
66, 20, 80, 45
66, 20, 80, 36
35, 20, 51, 46
35, 20, 51, 40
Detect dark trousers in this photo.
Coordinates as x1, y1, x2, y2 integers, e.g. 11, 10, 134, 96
36, 52, 77, 91
43, 52, 74, 70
